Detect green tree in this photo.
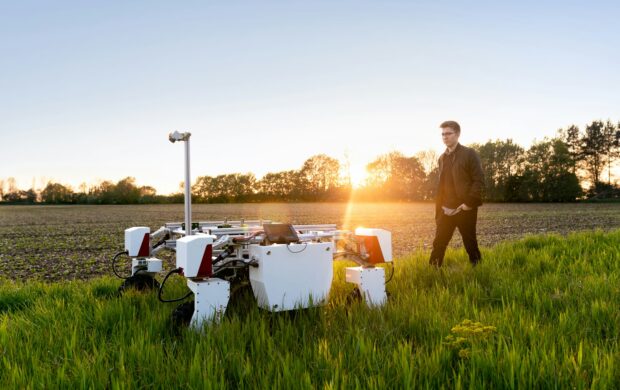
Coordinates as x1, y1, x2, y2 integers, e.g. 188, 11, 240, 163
192, 176, 214, 202
112, 177, 141, 204
471, 140, 524, 201
602, 120, 619, 185
193, 173, 256, 203
91, 181, 116, 204
519, 138, 582, 201
414, 150, 439, 200
365, 151, 426, 201
581, 120, 606, 187
299, 155, 341, 200
2, 189, 37, 204
41, 182, 74, 204
25, 188, 38, 203
139, 186, 158, 203
558, 124, 581, 175
229, 173, 256, 202
256, 170, 302, 201
7, 177, 17, 193
1, 178, 31, 203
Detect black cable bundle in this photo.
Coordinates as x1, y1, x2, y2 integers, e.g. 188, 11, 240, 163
112, 251, 131, 279
158, 268, 193, 303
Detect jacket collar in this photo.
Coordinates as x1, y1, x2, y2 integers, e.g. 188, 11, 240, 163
444, 143, 461, 157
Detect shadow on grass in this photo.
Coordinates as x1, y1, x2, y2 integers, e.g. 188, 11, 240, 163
0, 290, 33, 313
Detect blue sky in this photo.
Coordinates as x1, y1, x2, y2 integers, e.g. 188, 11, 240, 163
1, 0, 619, 194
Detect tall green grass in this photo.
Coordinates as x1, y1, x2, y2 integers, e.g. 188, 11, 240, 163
1, 230, 619, 388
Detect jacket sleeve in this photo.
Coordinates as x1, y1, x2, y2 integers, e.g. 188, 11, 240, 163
435, 156, 443, 221
435, 203, 442, 222
465, 150, 484, 207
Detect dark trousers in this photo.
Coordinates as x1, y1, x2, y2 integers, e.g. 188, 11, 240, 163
429, 208, 481, 267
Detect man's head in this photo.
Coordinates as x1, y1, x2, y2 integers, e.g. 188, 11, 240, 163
440, 120, 460, 149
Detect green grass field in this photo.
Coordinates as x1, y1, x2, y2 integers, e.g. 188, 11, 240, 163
1, 230, 619, 388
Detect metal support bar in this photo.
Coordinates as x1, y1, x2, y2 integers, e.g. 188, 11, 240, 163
169, 130, 193, 236
184, 137, 192, 236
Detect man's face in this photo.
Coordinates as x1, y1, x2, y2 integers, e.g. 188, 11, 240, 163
441, 127, 460, 148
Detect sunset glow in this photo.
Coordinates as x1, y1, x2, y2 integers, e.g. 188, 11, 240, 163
1, 2, 619, 194
348, 162, 369, 189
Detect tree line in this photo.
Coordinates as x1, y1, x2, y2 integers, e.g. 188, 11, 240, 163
476, 120, 620, 201
2, 120, 619, 205
0, 177, 180, 205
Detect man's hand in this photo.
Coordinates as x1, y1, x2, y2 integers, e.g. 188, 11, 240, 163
442, 204, 472, 216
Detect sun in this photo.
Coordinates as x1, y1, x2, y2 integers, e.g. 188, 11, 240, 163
348, 161, 368, 189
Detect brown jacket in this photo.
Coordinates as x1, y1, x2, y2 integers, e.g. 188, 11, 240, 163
435, 143, 484, 218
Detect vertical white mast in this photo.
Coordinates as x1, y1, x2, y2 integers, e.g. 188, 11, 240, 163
169, 131, 193, 236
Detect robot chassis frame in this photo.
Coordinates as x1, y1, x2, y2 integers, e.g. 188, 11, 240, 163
120, 220, 393, 329
113, 131, 393, 329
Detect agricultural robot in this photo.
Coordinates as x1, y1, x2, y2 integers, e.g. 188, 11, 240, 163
112, 132, 393, 328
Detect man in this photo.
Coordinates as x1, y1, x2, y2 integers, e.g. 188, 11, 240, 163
430, 121, 484, 267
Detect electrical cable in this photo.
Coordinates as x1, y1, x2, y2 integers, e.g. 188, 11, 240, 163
286, 242, 307, 254
212, 260, 251, 278
158, 268, 193, 303
152, 233, 170, 249
112, 251, 131, 279
213, 259, 250, 274
232, 230, 264, 244
212, 247, 234, 265
385, 262, 395, 284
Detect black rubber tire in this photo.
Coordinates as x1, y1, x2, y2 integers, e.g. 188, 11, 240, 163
118, 274, 160, 295
225, 283, 256, 319
171, 300, 195, 327
346, 287, 363, 305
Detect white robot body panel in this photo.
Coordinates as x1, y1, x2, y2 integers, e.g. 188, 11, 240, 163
249, 242, 334, 311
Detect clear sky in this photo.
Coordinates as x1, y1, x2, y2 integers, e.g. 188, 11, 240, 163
1, 0, 619, 194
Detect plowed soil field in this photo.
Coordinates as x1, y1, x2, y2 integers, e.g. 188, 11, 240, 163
1, 202, 618, 281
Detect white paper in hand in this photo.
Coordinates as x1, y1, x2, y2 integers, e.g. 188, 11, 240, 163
442, 206, 461, 216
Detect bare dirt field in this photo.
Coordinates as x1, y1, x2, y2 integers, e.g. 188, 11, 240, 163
1, 202, 618, 281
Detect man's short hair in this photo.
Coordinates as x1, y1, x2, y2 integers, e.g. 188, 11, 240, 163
440, 120, 461, 134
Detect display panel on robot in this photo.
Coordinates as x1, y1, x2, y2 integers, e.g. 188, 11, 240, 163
261, 223, 300, 245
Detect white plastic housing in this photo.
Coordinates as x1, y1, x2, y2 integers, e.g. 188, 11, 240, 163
187, 278, 230, 329
249, 242, 334, 311
131, 258, 163, 276
176, 235, 214, 278
125, 227, 150, 258
355, 228, 393, 263
345, 266, 387, 307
